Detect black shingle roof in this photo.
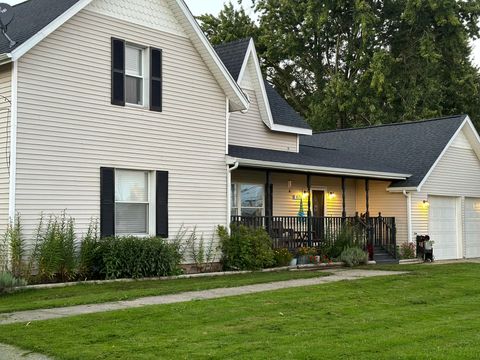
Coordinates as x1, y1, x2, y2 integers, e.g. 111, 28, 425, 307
213, 38, 250, 81
214, 39, 311, 131
0, 0, 80, 55
264, 80, 310, 129
230, 115, 467, 187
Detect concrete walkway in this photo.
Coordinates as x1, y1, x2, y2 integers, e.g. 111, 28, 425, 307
0, 269, 405, 326
0, 343, 52, 360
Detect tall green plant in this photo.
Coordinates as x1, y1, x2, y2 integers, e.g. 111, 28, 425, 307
78, 219, 100, 279
187, 227, 218, 273
36, 213, 77, 282
7, 214, 25, 278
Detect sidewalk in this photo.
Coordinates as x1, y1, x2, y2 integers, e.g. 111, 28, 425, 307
0, 269, 406, 326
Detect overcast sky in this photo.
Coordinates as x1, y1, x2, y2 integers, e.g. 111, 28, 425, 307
4, 0, 480, 66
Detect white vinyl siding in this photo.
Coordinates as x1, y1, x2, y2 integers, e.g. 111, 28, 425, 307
411, 128, 480, 254
229, 89, 298, 152
0, 63, 11, 235
14, 9, 228, 250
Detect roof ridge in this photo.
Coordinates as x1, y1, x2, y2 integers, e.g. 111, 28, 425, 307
311, 114, 467, 135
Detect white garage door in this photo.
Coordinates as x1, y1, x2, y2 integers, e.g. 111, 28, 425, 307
429, 196, 459, 260
465, 198, 480, 258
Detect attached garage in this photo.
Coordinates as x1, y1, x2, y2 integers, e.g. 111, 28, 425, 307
465, 198, 480, 258
428, 196, 461, 260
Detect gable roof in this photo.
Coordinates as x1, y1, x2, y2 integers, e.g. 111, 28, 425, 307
229, 115, 471, 185
0, 0, 249, 112
214, 38, 312, 134
213, 38, 250, 81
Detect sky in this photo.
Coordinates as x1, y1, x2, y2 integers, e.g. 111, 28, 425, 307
3, 0, 480, 66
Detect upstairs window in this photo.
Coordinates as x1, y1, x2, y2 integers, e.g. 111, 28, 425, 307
125, 45, 145, 106
111, 38, 163, 111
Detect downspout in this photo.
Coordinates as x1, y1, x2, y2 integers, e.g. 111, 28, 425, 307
8, 60, 18, 223
403, 190, 413, 243
226, 161, 239, 233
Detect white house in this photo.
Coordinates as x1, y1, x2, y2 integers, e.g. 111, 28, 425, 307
0, 0, 479, 262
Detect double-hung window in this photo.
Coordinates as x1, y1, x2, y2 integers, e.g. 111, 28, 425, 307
115, 169, 150, 235
112, 38, 163, 111
125, 45, 145, 106
231, 183, 264, 217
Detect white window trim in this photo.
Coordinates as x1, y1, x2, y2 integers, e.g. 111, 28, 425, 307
232, 182, 265, 216
114, 169, 156, 237
125, 44, 149, 108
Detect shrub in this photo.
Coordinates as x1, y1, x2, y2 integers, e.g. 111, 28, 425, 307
99, 236, 182, 279
340, 247, 368, 267
218, 224, 275, 270
324, 224, 365, 259
0, 271, 26, 293
273, 248, 293, 267
400, 242, 416, 259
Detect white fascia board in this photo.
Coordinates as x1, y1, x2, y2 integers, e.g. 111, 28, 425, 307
271, 123, 313, 135
416, 116, 468, 192
241, 39, 275, 129
172, 0, 249, 112
10, 0, 94, 61
387, 186, 418, 192
237, 39, 313, 136
227, 156, 411, 180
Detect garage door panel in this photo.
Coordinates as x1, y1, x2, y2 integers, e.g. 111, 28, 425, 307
429, 196, 459, 260
465, 198, 480, 258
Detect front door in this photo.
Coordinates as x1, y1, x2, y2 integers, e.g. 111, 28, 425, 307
312, 190, 325, 241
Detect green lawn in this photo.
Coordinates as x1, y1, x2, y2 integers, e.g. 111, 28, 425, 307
0, 263, 479, 359
0, 270, 329, 314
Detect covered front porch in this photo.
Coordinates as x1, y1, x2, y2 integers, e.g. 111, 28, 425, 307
229, 168, 401, 259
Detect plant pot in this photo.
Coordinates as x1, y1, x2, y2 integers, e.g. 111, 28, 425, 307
297, 255, 310, 265
289, 258, 298, 267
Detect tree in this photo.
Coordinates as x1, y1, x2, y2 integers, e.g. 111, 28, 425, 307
197, 1, 260, 46
200, 0, 480, 131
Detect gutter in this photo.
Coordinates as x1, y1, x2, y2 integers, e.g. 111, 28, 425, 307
226, 161, 239, 233
227, 156, 411, 180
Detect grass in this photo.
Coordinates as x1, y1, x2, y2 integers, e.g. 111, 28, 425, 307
0, 269, 330, 314
1, 263, 479, 359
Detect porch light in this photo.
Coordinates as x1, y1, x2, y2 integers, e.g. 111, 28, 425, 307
422, 200, 430, 209
329, 192, 336, 200
288, 180, 292, 193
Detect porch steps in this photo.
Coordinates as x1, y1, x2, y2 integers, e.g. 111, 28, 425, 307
373, 247, 399, 264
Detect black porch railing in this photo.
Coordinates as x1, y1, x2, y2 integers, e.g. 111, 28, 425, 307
231, 214, 397, 258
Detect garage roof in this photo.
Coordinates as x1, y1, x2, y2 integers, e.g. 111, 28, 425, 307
229, 115, 469, 186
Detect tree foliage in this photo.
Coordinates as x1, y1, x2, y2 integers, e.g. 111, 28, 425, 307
199, 0, 480, 131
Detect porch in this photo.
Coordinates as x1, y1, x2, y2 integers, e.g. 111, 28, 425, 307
230, 168, 400, 259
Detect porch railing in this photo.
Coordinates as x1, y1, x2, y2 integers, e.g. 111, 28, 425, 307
231, 214, 397, 258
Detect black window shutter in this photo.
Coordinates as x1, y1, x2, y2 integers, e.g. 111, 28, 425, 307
100, 167, 115, 237
156, 171, 169, 237
150, 48, 163, 112
111, 38, 125, 106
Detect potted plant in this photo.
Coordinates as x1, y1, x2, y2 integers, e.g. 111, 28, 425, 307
296, 247, 318, 264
